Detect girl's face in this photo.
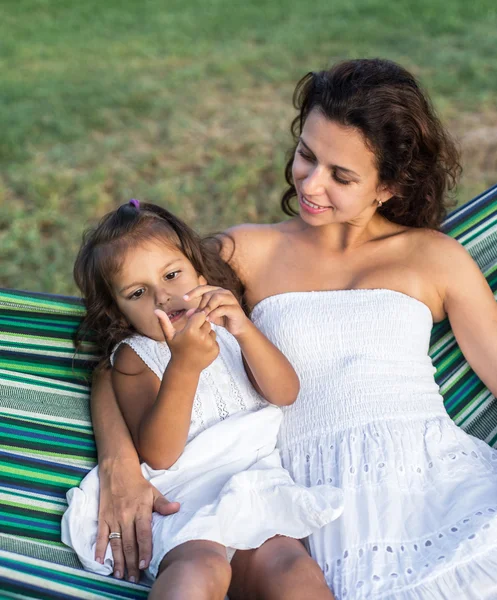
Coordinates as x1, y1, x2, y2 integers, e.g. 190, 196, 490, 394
111, 239, 207, 341
292, 109, 392, 226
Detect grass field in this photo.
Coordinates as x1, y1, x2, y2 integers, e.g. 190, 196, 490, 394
1, 0, 496, 294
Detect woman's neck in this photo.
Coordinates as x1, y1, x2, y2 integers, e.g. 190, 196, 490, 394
295, 212, 396, 253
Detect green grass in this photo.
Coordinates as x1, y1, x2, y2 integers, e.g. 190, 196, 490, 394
1, 0, 496, 294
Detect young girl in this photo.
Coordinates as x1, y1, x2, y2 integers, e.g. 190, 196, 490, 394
61, 200, 344, 600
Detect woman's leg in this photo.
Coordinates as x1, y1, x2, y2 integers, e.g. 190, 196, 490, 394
149, 540, 231, 600
229, 536, 334, 600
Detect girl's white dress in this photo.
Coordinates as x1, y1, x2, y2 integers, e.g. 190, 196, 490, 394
61, 325, 343, 578
252, 289, 497, 600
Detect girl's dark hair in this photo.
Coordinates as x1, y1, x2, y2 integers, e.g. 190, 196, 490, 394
74, 202, 243, 365
282, 58, 462, 229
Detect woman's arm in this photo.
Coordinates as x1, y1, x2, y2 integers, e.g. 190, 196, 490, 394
436, 236, 497, 396
91, 366, 140, 468
91, 368, 179, 581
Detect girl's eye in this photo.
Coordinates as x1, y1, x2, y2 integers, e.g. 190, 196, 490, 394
333, 172, 352, 186
164, 271, 180, 281
129, 288, 145, 300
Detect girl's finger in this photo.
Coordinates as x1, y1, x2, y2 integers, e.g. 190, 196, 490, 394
183, 285, 223, 302
202, 292, 235, 315
154, 309, 176, 342
200, 321, 213, 334
197, 292, 215, 312
185, 310, 207, 330
205, 305, 238, 323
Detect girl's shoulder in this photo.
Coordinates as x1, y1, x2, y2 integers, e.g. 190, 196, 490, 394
111, 335, 170, 380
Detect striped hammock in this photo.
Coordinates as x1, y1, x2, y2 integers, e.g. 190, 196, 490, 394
1, 184, 496, 598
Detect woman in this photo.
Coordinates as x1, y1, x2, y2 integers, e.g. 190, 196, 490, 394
89, 59, 497, 598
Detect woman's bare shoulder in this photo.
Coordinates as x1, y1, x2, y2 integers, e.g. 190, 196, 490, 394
221, 221, 288, 261
406, 227, 469, 261
220, 221, 292, 277
402, 228, 480, 295
224, 221, 289, 242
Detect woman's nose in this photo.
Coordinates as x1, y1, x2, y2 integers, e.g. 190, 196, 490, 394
301, 166, 326, 196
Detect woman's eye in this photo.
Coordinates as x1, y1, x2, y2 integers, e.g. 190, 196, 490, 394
129, 288, 145, 300
333, 172, 351, 185
297, 149, 314, 162
164, 271, 180, 281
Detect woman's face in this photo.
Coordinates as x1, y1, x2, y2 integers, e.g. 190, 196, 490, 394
292, 109, 391, 226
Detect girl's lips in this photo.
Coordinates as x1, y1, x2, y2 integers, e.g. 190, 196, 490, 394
299, 194, 332, 214
167, 309, 186, 323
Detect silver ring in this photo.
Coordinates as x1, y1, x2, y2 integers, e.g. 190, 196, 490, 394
108, 532, 122, 540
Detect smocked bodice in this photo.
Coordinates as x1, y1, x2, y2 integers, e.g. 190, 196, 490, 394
251, 289, 446, 448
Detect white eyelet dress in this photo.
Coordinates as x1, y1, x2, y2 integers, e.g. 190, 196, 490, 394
61, 325, 344, 579
251, 290, 497, 600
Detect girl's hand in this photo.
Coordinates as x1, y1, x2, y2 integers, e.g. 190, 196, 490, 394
96, 460, 180, 582
155, 308, 219, 372
183, 285, 251, 338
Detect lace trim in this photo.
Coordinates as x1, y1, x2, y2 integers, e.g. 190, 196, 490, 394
202, 368, 229, 421
218, 328, 266, 410
188, 392, 205, 441
219, 354, 247, 411
111, 336, 167, 380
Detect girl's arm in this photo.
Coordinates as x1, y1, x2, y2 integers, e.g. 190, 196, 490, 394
113, 310, 219, 471
435, 235, 497, 395
184, 286, 300, 406
112, 347, 200, 470
90, 369, 179, 582
236, 321, 300, 406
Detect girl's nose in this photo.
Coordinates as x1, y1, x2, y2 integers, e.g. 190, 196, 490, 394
155, 291, 171, 307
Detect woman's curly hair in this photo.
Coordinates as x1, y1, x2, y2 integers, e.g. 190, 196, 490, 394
282, 58, 462, 229
74, 202, 244, 367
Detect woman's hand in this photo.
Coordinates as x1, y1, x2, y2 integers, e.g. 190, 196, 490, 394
183, 285, 251, 338
95, 460, 180, 582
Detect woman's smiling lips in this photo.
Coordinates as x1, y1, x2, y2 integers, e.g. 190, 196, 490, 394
299, 194, 332, 214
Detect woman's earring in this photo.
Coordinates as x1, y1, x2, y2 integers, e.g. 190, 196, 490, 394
377, 199, 383, 208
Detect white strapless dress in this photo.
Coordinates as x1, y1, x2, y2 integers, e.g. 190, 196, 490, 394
252, 289, 497, 600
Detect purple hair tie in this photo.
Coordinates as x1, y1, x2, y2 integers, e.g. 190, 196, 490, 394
129, 199, 140, 210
